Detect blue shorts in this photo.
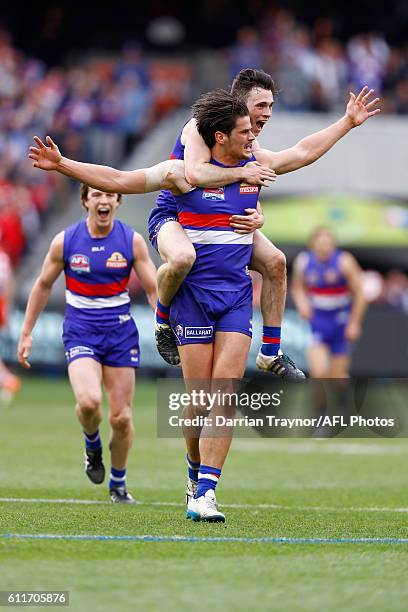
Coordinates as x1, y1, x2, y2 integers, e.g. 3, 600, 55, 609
148, 204, 178, 253
170, 282, 253, 345
62, 316, 140, 368
310, 309, 351, 355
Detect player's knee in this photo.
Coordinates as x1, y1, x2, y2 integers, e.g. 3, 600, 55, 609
257, 248, 286, 281
77, 391, 102, 415
168, 249, 196, 275
109, 411, 133, 435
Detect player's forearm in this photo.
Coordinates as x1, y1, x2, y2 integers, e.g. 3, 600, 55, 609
56, 157, 147, 194
21, 281, 52, 336
146, 289, 158, 310
291, 286, 310, 312
291, 115, 354, 171
185, 162, 245, 188
349, 290, 367, 326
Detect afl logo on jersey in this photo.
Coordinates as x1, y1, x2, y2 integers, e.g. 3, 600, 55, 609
106, 252, 128, 268
70, 254, 90, 274
202, 187, 225, 201
306, 271, 319, 286
239, 183, 259, 194
325, 269, 339, 284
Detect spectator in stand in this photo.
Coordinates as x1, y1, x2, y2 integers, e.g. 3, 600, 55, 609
0, 242, 21, 401
229, 27, 263, 79
118, 73, 153, 156
346, 33, 390, 94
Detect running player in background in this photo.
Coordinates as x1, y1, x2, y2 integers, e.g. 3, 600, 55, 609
0, 246, 21, 401
291, 227, 366, 377
17, 185, 157, 503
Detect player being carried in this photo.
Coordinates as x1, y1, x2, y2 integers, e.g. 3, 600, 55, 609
17, 185, 157, 503
28, 71, 380, 380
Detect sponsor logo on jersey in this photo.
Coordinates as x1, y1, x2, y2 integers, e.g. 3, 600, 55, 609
185, 326, 213, 338
106, 252, 128, 268
240, 183, 259, 194
70, 254, 90, 274
202, 188, 225, 201
92, 246, 105, 252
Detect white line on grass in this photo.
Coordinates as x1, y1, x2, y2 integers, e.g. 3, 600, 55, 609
0, 497, 407, 513
0, 533, 407, 544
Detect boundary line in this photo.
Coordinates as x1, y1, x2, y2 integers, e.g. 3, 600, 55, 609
1, 533, 407, 544
0, 497, 407, 513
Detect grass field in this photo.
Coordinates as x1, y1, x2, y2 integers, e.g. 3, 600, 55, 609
0, 377, 407, 611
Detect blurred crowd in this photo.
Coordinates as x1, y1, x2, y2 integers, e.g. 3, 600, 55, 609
229, 8, 408, 113
0, 28, 191, 267
1, 5, 408, 269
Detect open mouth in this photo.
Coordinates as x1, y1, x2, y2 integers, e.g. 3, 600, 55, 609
256, 120, 267, 131
97, 206, 110, 221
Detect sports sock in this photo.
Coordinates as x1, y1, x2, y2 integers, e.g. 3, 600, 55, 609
156, 300, 170, 325
109, 467, 126, 491
186, 453, 200, 483
83, 429, 102, 451
195, 465, 221, 498
261, 326, 281, 356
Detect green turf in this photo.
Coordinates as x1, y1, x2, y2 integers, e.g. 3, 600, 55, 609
0, 377, 407, 611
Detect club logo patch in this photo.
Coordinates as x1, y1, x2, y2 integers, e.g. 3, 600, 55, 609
130, 348, 139, 363
185, 326, 213, 338
240, 183, 259, 194
106, 252, 128, 268
175, 325, 184, 337
70, 254, 90, 274
202, 188, 225, 201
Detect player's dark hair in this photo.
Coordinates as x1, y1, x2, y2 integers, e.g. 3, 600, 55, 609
231, 68, 277, 100
80, 183, 122, 208
192, 89, 249, 149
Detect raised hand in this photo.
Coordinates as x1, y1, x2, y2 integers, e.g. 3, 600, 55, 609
346, 86, 381, 127
242, 161, 277, 187
29, 135, 62, 171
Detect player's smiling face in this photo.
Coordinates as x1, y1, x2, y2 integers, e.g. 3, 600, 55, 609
222, 115, 255, 162
83, 188, 121, 229
245, 87, 274, 136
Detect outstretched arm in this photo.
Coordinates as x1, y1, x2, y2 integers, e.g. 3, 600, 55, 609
18, 232, 65, 369
340, 252, 367, 342
256, 87, 380, 175
132, 233, 158, 310
29, 136, 185, 194
183, 119, 276, 187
